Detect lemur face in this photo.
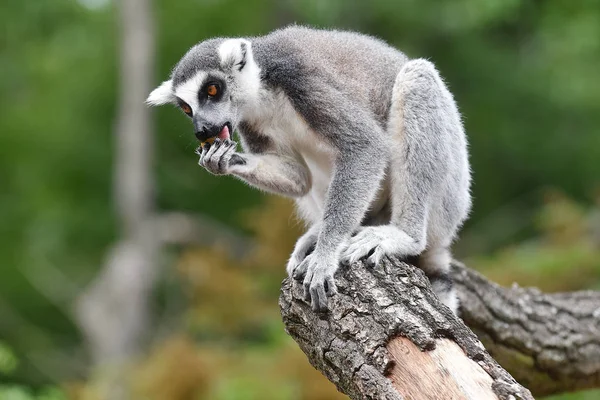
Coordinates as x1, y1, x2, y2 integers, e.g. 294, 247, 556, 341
172, 67, 235, 144
146, 38, 261, 145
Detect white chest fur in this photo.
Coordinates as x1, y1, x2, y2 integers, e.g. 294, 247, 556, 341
295, 138, 336, 224
245, 91, 336, 224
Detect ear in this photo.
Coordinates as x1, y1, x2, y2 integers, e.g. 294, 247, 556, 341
146, 79, 176, 106
218, 39, 251, 71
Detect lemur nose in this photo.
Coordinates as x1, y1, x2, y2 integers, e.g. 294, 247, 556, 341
195, 125, 221, 141
195, 127, 213, 141
195, 131, 205, 141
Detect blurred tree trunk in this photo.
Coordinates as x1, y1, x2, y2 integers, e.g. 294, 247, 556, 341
75, 0, 157, 397
72, 3, 253, 396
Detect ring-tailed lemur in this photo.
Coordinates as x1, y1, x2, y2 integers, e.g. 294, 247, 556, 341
147, 26, 471, 313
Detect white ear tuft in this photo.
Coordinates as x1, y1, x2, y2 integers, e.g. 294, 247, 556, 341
146, 80, 175, 106
219, 39, 251, 71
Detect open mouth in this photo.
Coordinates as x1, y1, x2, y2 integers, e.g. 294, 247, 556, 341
198, 123, 232, 150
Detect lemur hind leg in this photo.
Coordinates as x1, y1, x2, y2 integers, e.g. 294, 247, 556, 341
418, 245, 458, 313
341, 59, 469, 313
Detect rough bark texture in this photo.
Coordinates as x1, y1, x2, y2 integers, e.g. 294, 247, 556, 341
280, 257, 534, 400
452, 261, 600, 397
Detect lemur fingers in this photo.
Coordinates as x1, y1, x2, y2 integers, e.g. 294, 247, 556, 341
292, 253, 310, 280
199, 139, 237, 175
341, 225, 425, 267
286, 228, 318, 278
298, 254, 338, 312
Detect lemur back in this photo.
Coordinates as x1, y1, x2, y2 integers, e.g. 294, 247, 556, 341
252, 27, 409, 131
148, 26, 471, 313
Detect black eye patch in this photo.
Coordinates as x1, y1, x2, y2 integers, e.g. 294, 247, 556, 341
176, 98, 193, 116
199, 78, 226, 103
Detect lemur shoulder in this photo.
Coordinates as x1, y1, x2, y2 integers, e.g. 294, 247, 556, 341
147, 26, 472, 313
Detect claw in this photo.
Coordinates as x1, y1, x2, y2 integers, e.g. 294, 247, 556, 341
302, 267, 314, 301
303, 282, 311, 302
342, 225, 421, 269
366, 247, 382, 268
325, 276, 337, 296
295, 251, 338, 313
311, 283, 328, 312
293, 256, 310, 281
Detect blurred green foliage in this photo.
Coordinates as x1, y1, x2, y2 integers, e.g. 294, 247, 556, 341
0, 386, 67, 400
0, 342, 19, 375
0, 342, 67, 399
1, 0, 599, 399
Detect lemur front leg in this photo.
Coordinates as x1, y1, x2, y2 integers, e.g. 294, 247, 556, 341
341, 59, 468, 313
288, 103, 388, 311
198, 139, 311, 198
294, 143, 387, 311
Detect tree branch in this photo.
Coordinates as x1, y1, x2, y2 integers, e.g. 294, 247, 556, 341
280, 257, 534, 400
452, 261, 600, 397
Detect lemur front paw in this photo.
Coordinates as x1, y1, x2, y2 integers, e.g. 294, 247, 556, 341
197, 139, 239, 175
286, 230, 318, 277
293, 253, 338, 312
341, 225, 423, 267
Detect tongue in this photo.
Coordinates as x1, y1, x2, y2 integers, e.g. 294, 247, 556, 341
218, 125, 230, 140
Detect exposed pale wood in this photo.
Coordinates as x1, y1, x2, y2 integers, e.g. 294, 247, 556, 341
386, 337, 497, 400
279, 257, 534, 400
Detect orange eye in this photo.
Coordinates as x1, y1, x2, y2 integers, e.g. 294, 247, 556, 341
180, 103, 192, 115
207, 84, 218, 97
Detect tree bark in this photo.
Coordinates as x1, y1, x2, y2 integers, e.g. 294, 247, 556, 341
280, 257, 535, 400
451, 261, 600, 397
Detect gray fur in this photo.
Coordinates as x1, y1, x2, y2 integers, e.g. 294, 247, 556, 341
148, 26, 471, 314
171, 39, 224, 86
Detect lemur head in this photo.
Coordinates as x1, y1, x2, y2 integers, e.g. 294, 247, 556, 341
147, 38, 261, 143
